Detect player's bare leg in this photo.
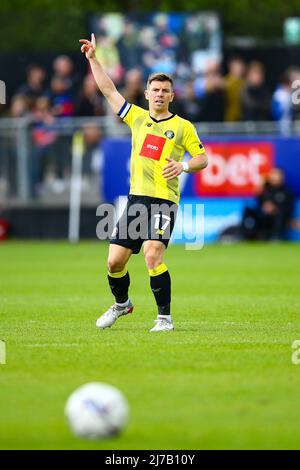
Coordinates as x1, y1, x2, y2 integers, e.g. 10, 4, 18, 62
96, 245, 134, 329
144, 240, 174, 332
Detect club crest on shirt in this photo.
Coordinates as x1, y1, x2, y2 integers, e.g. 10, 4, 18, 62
146, 122, 152, 127
164, 130, 175, 139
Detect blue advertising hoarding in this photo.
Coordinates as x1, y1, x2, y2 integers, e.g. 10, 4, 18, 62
102, 136, 300, 242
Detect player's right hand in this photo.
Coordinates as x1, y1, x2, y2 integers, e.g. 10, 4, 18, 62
79, 33, 96, 60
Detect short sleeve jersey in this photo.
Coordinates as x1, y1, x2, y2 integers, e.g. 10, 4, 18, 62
118, 101, 206, 204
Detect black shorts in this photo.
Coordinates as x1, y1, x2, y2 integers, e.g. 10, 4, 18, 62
110, 195, 178, 254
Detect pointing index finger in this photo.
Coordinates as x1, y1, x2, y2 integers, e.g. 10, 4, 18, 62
91, 33, 96, 48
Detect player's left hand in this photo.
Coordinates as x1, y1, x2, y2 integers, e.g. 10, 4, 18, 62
162, 157, 184, 180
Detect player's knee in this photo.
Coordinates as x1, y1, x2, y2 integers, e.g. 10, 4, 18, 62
107, 259, 126, 274
144, 252, 161, 270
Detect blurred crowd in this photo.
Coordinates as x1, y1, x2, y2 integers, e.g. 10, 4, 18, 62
1, 55, 300, 127
1, 12, 300, 125
1, 52, 300, 200
0, 11, 300, 202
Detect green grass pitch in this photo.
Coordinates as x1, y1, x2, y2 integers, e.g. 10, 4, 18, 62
1, 241, 300, 449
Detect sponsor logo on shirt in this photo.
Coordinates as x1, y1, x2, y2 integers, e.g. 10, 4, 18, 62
140, 134, 166, 161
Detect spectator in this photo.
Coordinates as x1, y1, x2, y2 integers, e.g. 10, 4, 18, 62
53, 55, 79, 95
177, 80, 202, 122
153, 13, 178, 52
75, 75, 106, 117
10, 95, 30, 117
5, 95, 30, 196
181, 16, 211, 58
121, 69, 147, 108
17, 65, 46, 109
151, 49, 177, 76
43, 77, 74, 184
241, 168, 294, 241
224, 57, 246, 122
30, 96, 57, 197
257, 168, 294, 240
82, 123, 104, 176
272, 71, 293, 134
198, 60, 225, 122
96, 35, 124, 85
117, 21, 141, 70
82, 123, 104, 200
140, 26, 157, 70
48, 76, 75, 117
31, 96, 56, 143
241, 61, 270, 121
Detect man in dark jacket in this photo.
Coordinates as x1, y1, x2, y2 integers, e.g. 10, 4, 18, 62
257, 168, 294, 240
241, 61, 270, 121
241, 168, 294, 241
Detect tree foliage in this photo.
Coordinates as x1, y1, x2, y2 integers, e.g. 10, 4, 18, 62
0, 0, 299, 51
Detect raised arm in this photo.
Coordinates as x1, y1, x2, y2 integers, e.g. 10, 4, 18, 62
79, 33, 125, 114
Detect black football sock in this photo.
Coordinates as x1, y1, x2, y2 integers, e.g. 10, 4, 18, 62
149, 264, 171, 317
107, 267, 130, 304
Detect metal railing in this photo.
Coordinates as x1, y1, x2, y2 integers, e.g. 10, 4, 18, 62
0, 116, 299, 206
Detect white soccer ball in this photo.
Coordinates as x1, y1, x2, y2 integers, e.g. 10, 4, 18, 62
65, 382, 129, 439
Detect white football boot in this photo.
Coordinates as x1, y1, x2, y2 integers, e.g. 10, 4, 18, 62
149, 315, 174, 332
96, 300, 134, 329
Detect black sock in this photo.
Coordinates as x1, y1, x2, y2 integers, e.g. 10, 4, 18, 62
150, 270, 171, 316
107, 271, 130, 304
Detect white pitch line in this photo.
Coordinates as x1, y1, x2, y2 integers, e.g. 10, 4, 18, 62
26, 343, 83, 348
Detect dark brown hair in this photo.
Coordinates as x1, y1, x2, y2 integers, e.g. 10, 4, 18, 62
147, 73, 173, 89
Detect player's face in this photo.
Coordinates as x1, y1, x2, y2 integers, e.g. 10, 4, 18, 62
145, 81, 174, 113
